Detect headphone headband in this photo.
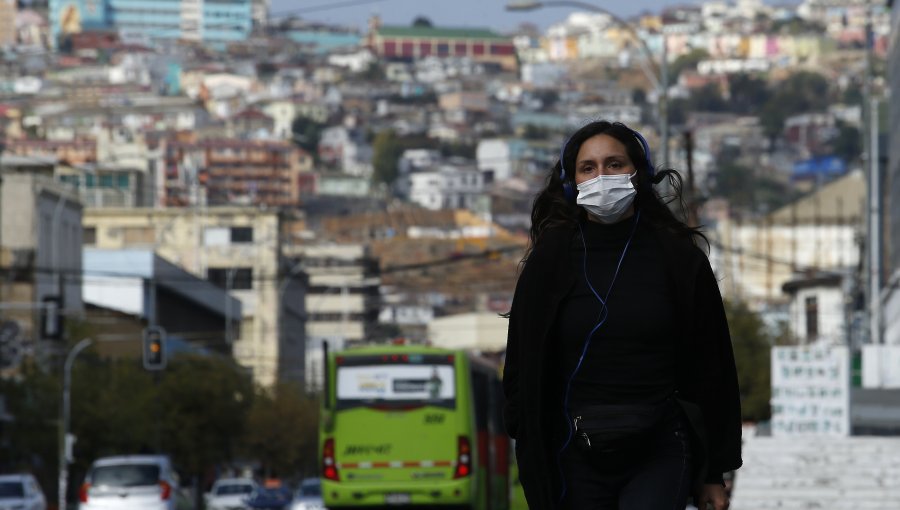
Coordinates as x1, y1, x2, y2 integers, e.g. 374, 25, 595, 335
558, 125, 654, 182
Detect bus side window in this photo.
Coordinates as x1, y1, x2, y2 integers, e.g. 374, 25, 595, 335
489, 379, 504, 435
472, 370, 489, 431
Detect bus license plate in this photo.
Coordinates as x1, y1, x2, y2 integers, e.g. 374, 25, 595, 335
385, 493, 411, 505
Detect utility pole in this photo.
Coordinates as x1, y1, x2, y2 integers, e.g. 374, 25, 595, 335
869, 95, 881, 344
863, 2, 880, 345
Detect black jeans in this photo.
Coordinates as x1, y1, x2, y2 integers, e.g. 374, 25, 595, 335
559, 403, 693, 510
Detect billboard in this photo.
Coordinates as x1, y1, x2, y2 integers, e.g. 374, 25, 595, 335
771, 345, 850, 436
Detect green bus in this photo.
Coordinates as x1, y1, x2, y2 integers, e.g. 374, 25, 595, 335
319, 344, 512, 509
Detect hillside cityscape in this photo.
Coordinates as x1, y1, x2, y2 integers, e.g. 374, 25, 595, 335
0, 0, 899, 509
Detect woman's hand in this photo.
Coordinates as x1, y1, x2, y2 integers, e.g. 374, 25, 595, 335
696, 483, 729, 510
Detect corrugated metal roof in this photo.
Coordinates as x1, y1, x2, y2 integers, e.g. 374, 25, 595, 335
767, 169, 865, 225
377, 25, 510, 41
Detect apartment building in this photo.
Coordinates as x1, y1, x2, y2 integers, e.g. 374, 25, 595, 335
163, 138, 312, 207
49, 0, 253, 48
0, 166, 83, 351
83, 207, 305, 387
284, 243, 379, 389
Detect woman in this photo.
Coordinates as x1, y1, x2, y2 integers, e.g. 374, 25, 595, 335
502, 120, 742, 510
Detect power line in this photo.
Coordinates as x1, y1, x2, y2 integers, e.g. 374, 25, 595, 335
270, 0, 391, 18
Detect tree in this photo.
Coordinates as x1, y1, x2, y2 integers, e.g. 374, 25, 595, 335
727, 74, 771, 115
689, 83, 728, 113
372, 129, 404, 187
158, 356, 255, 509
830, 121, 861, 164
760, 71, 830, 141
69, 354, 255, 509
724, 300, 772, 422
412, 16, 433, 28
291, 116, 326, 159
713, 163, 756, 211
242, 383, 319, 478
668, 48, 710, 83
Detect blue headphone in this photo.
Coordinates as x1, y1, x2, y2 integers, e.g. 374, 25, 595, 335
559, 125, 655, 202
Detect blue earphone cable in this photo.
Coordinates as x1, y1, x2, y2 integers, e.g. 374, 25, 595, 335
555, 209, 641, 505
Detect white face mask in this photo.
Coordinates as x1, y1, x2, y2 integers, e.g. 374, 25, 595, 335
575, 172, 637, 223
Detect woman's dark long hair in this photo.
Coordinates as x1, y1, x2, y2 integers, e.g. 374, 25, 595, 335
525, 120, 706, 260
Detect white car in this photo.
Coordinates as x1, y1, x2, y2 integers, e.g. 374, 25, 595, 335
0, 473, 46, 510
205, 477, 256, 510
290, 478, 324, 510
78, 455, 180, 510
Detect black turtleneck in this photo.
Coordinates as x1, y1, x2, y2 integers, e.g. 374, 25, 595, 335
554, 214, 677, 409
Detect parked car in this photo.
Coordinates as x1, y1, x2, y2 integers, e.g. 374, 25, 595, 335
0, 473, 46, 510
290, 478, 324, 510
205, 477, 257, 510
244, 486, 293, 510
78, 454, 180, 510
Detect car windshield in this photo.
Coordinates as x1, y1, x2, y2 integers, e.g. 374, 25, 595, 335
298, 481, 320, 497
215, 484, 253, 496
0, 482, 24, 498
91, 464, 161, 488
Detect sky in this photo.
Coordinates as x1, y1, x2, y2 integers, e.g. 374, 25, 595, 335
268, 0, 719, 32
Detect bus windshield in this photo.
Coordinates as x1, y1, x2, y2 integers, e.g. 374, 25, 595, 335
335, 354, 456, 410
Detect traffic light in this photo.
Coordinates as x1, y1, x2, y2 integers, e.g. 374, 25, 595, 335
142, 326, 167, 370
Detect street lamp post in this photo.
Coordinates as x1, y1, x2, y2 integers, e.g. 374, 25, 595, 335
506, 0, 669, 168
59, 337, 93, 510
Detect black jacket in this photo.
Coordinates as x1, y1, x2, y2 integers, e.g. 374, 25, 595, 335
502, 223, 743, 509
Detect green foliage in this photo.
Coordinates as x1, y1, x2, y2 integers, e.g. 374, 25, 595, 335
727, 74, 771, 115
842, 83, 863, 105
157, 356, 255, 475
759, 71, 830, 140
713, 162, 797, 214
830, 121, 861, 164
439, 141, 476, 159
0, 349, 320, 502
668, 48, 710, 83
412, 17, 433, 27
771, 17, 825, 35
359, 61, 386, 81
242, 383, 319, 477
372, 129, 404, 187
0, 362, 60, 495
521, 124, 552, 140
291, 116, 326, 158
724, 300, 773, 422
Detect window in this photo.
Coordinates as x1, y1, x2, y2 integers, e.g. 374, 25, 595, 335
100, 174, 114, 187
230, 226, 253, 243
117, 174, 130, 189
122, 226, 155, 244
207, 267, 253, 290
805, 295, 818, 340
83, 227, 96, 245
204, 227, 229, 246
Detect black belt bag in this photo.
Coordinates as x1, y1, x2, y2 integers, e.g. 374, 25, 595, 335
571, 400, 671, 455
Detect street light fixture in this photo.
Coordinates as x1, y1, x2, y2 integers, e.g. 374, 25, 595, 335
505, 0, 669, 168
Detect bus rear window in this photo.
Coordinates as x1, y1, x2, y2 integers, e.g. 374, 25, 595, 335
336, 361, 455, 410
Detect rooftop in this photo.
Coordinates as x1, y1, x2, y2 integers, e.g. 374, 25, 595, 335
376, 25, 510, 41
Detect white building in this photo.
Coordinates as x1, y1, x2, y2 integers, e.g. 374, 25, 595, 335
409, 166, 486, 211
287, 243, 380, 389
710, 169, 864, 307
476, 139, 528, 182
428, 312, 508, 352
83, 207, 303, 387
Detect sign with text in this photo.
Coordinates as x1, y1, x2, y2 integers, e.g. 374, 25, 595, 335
771, 345, 850, 437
